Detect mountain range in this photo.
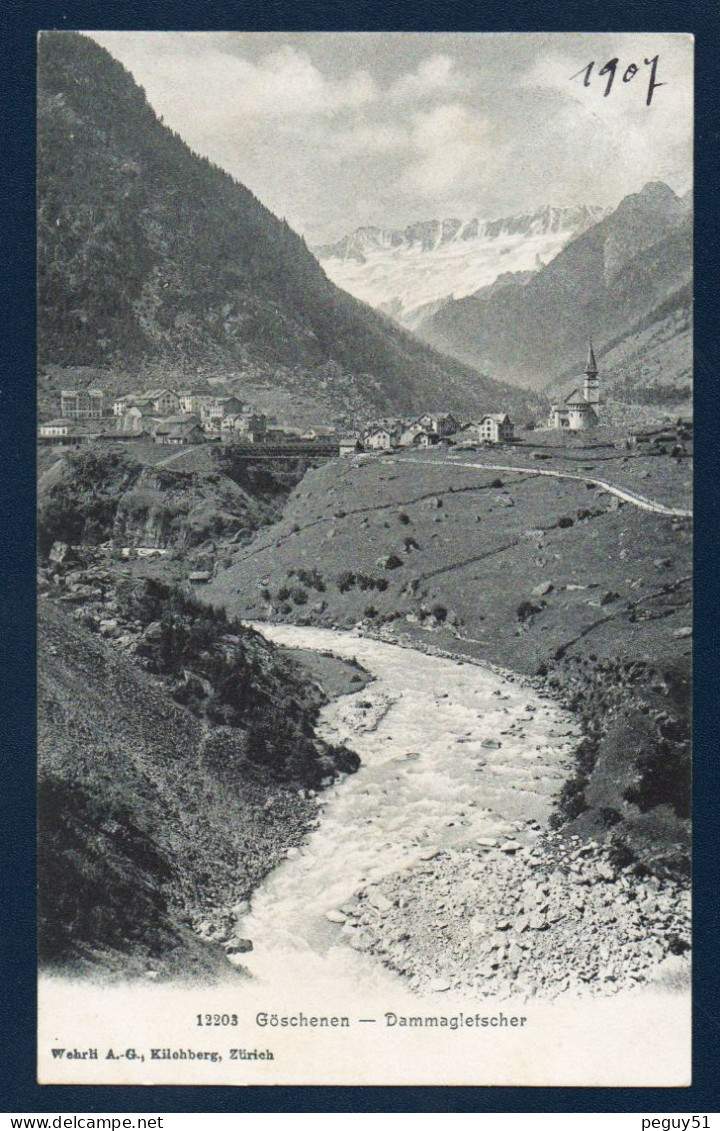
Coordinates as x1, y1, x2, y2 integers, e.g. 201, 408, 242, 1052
37, 32, 546, 423
316, 205, 608, 327
414, 182, 692, 399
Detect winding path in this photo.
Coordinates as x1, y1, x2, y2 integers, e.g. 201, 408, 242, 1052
391, 456, 692, 519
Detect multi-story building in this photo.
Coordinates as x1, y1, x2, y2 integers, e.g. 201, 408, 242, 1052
142, 389, 182, 415
60, 389, 105, 420
476, 413, 515, 443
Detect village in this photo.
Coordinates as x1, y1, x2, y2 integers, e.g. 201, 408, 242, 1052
37, 382, 520, 455
37, 348, 692, 459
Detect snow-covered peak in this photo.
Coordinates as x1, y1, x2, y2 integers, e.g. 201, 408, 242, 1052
315, 204, 610, 325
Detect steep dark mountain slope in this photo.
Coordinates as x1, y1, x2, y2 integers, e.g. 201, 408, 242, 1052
38, 595, 355, 976
37, 32, 545, 421
416, 183, 692, 399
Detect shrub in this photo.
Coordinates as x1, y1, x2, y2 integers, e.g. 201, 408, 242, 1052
431, 604, 448, 623
384, 554, 403, 570
336, 570, 357, 593
296, 568, 325, 591
516, 600, 541, 623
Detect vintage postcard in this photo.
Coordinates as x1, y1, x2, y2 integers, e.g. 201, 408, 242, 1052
36, 31, 692, 1086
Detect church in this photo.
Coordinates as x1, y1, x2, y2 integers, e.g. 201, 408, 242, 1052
548, 345, 601, 430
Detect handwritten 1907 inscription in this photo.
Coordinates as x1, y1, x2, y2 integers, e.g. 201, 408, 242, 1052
572, 55, 664, 104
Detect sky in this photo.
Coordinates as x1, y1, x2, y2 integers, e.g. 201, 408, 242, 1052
88, 31, 693, 245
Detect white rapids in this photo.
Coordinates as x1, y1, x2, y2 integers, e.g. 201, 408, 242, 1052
235, 625, 579, 995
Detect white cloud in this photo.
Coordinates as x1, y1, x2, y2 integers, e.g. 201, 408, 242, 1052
90, 33, 376, 122
389, 53, 459, 101
399, 103, 491, 198
336, 123, 410, 155
86, 32, 693, 241
516, 36, 693, 201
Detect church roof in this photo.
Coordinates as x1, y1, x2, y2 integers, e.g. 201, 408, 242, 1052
564, 389, 596, 408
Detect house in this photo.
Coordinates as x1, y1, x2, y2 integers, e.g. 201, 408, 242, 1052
451, 426, 480, 448
411, 429, 439, 448
38, 418, 71, 439
60, 389, 105, 420
121, 405, 158, 433
339, 436, 362, 456
38, 420, 106, 445
364, 427, 399, 450
142, 388, 182, 415
113, 394, 134, 416
548, 345, 601, 430
476, 414, 515, 443
155, 413, 202, 430
200, 396, 245, 431
178, 391, 216, 414
365, 418, 405, 437
222, 411, 267, 439
415, 412, 461, 438
96, 429, 151, 443
399, 422, 426, 447
153, 422, 206, 445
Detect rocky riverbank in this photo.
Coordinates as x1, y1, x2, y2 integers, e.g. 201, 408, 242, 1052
239, 624, 690, 1000
340, 834, 690, 999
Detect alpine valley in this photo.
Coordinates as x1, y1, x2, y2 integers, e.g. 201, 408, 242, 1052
35, 30, 692, 1009
319, 185, 692, 408
37, 32, 546, 426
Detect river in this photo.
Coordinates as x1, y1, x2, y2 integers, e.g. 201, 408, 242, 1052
38, 624, 689, 1088
234, 624, 580, 996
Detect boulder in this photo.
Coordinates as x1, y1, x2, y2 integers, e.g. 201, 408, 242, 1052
596, 861, 616, 882
366, 888, 394, 914
428, 977, 451, 992
224, 938, 253, 955
49, 541, 70, 565
325, 910, 347, 924
531, 582, 554, 599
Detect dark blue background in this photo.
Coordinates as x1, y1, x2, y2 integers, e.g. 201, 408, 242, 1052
3, 0, 718, 1114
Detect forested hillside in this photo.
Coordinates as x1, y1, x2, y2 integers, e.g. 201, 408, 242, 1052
37, 32, 546, 421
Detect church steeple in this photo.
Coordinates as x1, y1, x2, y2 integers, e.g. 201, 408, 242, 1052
585, 342, 598, 377
583, 341, 600, 406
